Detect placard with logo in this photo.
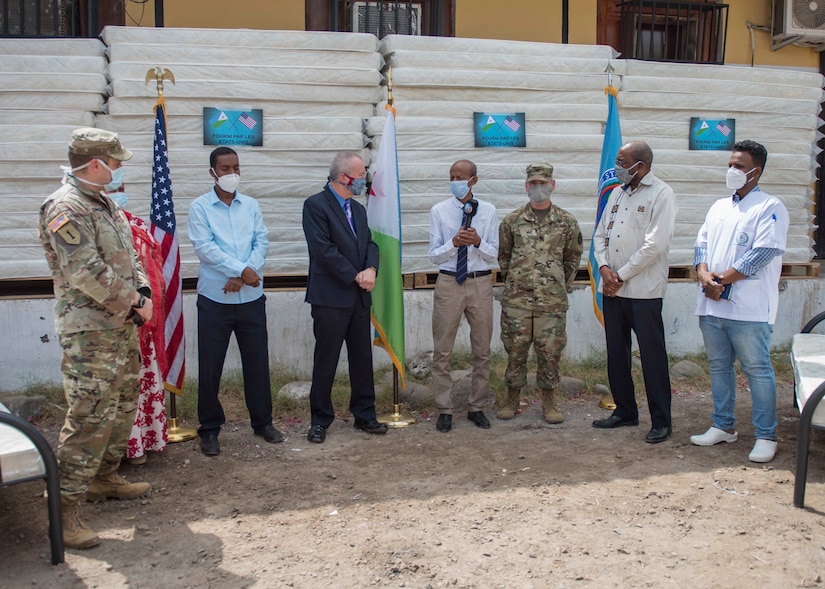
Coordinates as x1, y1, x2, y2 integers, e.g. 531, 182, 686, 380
689, 118, 735, 151
203, 108, 263, 146
473, 113, 526, 148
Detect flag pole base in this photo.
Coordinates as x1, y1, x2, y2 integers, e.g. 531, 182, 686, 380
378, 404, 416, 428
167, 417, 198, 443
598, 394, 617, 411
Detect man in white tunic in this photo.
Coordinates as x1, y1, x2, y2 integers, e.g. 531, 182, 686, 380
690, 140, 790, 463
592, 141, 677, 444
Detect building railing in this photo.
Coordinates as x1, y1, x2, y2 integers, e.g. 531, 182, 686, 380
1, 0, 96, 37
330, 0, 444, 38
618, 0, 728, 64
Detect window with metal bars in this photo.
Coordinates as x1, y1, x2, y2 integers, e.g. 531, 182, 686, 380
2, 0, 75, 36
322, 0, 449, 38
618, 0, 728, 64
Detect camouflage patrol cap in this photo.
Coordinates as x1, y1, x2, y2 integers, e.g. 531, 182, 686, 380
526, 162, 554, 182
68, 127, 133, 161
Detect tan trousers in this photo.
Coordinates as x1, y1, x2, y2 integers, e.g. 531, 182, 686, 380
431, 272, 493, 413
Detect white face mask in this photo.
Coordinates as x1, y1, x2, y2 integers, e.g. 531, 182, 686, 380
726, 166, 756, 191
527, 183, 553, 204
213, 170, 240, 194
450, 180, 470, 200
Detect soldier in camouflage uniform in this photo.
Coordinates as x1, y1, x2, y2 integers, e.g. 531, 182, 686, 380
38, 128, 154, 549
498, 163, 583, 423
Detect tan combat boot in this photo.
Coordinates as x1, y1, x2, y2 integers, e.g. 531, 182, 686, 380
86, 472, 151, 501
62, 497, 99, 549
496, 388, 521, 420
541, 389, 565, 424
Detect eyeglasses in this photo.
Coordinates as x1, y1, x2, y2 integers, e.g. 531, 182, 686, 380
614, 159, 642, 168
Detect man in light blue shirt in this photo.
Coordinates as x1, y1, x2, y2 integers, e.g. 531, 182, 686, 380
188, 147, 282, 456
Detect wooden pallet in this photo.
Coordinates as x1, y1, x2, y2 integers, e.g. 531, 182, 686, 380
3, 262, 821, 298
403, 267, 697, 289
782, 262, 820, 278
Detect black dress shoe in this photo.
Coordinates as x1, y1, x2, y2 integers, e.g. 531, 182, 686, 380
254, 424, 284, 443
467, 411, 491, 429
200, 434, 220, 456
645, 426, 672, 444
436, 413, 452, 433
307, 425, 327, 443
592, 414, 640, 429
354, 419, 389, 434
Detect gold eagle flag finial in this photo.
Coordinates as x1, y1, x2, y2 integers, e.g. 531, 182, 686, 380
145, 67, 175, 98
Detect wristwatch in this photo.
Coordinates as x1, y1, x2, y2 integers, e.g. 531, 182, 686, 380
132, 294, 146, 309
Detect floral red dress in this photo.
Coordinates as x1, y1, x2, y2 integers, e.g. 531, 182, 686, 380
125, 212, 168, 458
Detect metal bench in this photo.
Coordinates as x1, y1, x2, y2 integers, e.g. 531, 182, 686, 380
791, 312, 825, 508
0, 403, 64, 564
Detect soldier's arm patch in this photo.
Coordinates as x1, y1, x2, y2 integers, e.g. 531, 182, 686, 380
48, 212, 83, 248
577, 232, 583, 245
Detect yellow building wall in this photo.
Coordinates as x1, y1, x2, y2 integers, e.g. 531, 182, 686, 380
125, 0, 305, 30
125, 0, 816, 69
455, 0, 595, 45
724, 1, 817, 68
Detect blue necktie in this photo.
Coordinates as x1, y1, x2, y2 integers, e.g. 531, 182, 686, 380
344, 200, 356, 236
456, 245, 468, 284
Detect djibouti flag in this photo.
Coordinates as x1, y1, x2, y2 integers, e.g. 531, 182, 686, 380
368, 107, 406, 387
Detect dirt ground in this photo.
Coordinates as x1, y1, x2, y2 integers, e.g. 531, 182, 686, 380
2, 381, 824, 589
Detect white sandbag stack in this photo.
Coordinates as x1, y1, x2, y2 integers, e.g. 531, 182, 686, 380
373, 35, 623, 272
99, 26, 384, 277
0, 38, 107, 279
374, 34, 822, 272
620, 59, 823, 264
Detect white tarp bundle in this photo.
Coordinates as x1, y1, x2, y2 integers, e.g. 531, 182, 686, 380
375, 34, 823, 272
0, 38, 106, 280
0, 29, 821, 280
99, 26, 382, 278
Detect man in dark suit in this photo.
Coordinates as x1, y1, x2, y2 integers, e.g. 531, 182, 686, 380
302, 151, 388, 443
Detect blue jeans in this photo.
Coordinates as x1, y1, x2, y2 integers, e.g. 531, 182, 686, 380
698, 315, 776, 440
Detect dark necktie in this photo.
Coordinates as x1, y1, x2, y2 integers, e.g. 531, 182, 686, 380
344, 199, 356, 236
456, 212, 468, 284
456, 246, 468, 284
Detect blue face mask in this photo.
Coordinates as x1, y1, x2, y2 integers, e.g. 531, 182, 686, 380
109, 192, 128, 208
98, 159, 126, 191
346, 175, 367, 197
450, 180, 470, 200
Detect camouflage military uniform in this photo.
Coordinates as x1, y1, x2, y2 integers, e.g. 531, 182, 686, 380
39, 176, 148, 503
499, 202, 583, 391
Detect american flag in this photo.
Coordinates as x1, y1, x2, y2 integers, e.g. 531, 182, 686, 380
150, 102, 185, 394
716, 121, 731, 137
503, 115, 521, 132
238, 112, 257, 130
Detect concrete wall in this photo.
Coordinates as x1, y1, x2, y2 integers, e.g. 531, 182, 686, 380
3, 277, 824, 391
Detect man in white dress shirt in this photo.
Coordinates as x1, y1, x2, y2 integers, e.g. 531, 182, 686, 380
428, 159, 499, 433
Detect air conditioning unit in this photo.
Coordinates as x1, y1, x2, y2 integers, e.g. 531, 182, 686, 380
773, 0, 825, 47
353, 1, 421, 37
